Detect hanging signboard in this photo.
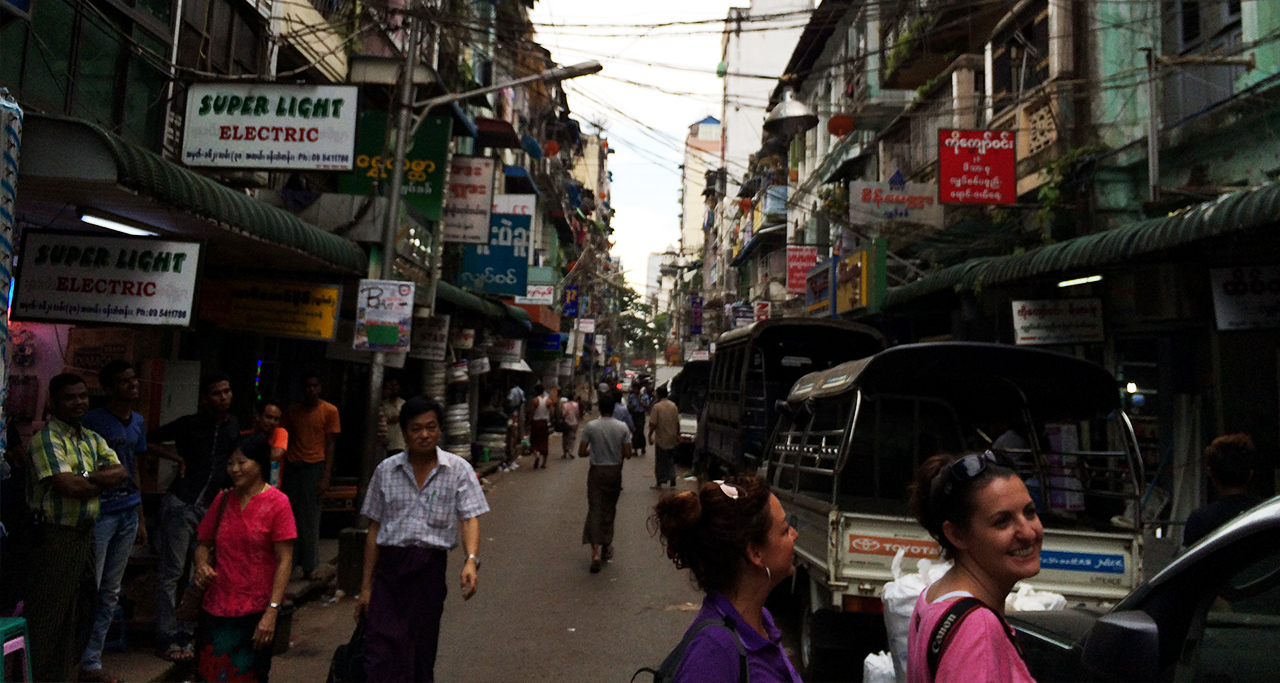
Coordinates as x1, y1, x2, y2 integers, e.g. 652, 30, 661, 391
450, 327, 475, 350
849, 172, 944, 227
787, 246, 818, 294
558, 358, 575, 375
754, 301, 772, 321
835, 251, 868, 315
408, 314, 450, 361
443, 156, 495, 244
690, 295, 703, 335
515, 285, 555, 305
1210, 266, 1280, 330
13, 231, 201, 326
456, 194, 532, 296
938, 129, 1017, 204
1011, 299, 1105, 346
563, 286, 580, 317
338, 111, 451, 222
199, 280, 339, 339
489, 338, 523, 362
182, 83, 358, 170
734, 304, 755, 329
806, 259, 836, 318
578, 318, 595, 333
354, 279, 414, 351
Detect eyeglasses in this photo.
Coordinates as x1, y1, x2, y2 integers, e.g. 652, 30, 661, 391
713, 480, 739, 500
939, 451, 1010, 494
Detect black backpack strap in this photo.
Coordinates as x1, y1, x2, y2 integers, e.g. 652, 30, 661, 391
632, 616, 751, 683
927, 597, 1024, 680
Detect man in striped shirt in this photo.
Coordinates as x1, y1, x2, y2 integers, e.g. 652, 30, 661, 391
26, 373, 127, 682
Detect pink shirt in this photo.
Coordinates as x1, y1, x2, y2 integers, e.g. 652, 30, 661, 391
198, 487, 297, 617
907, 590, 1035, 683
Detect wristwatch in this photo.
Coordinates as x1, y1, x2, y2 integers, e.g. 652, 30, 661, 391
268, 602, 281, 610
466, 553, 481, 570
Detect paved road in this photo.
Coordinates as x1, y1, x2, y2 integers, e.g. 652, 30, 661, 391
267, 430, 709, 683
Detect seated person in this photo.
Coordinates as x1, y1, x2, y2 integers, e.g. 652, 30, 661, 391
1184, 433, 1261, 548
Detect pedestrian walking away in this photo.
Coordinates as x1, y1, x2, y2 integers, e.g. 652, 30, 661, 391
281, 374, 341, 580
25, 374, 128, 683
649, 475, 802, 683
357, 397, 489, 682
905, 451, 1041, 683
149, 372, 240, 662
628, 383, 649, 456
528, 384, 552, 469
191, 433, 296, 682
647, 385, 680, 489
579, 393, 633, 573
560, 392, 581, 459
79, 361, 149, 683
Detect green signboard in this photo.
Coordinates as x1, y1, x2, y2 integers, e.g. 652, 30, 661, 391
339, 111, 451, 221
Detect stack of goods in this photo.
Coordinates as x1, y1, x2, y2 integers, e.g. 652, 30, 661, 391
476, 431, 507, 464
423, 361, 448, 404
443, 402, 472, 456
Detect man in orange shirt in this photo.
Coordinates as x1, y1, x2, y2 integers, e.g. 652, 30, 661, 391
282, 375, 340, 580
243, 398, 288, 487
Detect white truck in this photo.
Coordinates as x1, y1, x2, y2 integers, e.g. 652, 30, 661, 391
761, 343, 1146, 677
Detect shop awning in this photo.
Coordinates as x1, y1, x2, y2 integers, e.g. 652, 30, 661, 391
514, 303, 560, 333
475, 117, 523, 149
435, 281, 505, 319
885, 181, 1280, 308
503, 166, 540, 196
430, 102, 479, 138
499, 359, 533, 373
730, 224, 785, 268
17, 115, 367, 274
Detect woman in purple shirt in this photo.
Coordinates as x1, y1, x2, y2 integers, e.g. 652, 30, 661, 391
651, 475, 802, 683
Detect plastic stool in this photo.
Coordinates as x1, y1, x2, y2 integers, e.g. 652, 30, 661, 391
0, 617, 32, 682
102, 606, 128, 654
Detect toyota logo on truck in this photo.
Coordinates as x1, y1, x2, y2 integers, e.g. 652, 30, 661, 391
848, 534, 941, 559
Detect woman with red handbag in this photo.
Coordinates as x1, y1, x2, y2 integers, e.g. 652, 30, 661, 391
190, 433, 297, 682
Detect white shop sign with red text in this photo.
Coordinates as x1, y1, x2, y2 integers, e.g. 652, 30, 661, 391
443, 157, 495, 244
182, 83, 358, 170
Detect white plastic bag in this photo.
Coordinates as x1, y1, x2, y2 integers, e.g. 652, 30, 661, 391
881, 549, 951, 683
863, 651, 896, 683
1006, 582, 1067, 612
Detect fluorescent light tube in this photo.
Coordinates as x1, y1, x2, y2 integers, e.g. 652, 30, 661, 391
80, 213, 159, 237
1057, 275, 1102, 288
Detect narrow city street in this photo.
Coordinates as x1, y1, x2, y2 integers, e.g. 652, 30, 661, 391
268, 432, 710, 683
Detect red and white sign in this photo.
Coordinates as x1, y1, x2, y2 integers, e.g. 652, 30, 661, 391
578, 318, 595, 333
786, 246, 818, 294
443, 156, 494, 244
938, 129, 1017, 205
515, 285, 554, 305
847, 534, 941, 559
1012, 298, 1105, 346
754, 301, 772, 321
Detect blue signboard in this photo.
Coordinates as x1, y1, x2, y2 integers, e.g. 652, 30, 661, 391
535, 333, 562, 352
690, 295, 703, 334
1039, 550, 1126, 574
563, 285, 579, 317
805, 258, 836, 318
456, 211, 530, 296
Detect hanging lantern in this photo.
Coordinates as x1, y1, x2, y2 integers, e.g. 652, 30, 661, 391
599, 191, 607, 200
739, 198, 752, 213
544, 140, 560, 157
828, 114, 855, 137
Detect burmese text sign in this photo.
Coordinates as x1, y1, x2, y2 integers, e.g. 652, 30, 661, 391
355, 279, 414, 351
200, 280, 339, 339
938, 129, 1016, 204
408, 314, 450, 361
563, 286, 579, 317
849, 173, 943, 227
690, 295, 703, 335
515, 285, 554, 305
14, 231, 201, 326
1210, 267, 1280, 330
806, 259, 835, 318
1012, 299, 1104, 345
786, 246, 818, 294
443, 157, 495, 243
455, 194, 532, 296
183, 84, 357, 170
338, 111, 451, 221
835, 250, 867, 315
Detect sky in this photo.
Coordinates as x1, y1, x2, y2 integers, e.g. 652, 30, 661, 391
528, 2, 739, 291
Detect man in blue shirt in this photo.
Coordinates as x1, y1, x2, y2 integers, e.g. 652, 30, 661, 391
79, 360, 147, 682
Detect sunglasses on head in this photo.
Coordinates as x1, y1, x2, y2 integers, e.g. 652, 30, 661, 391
940, 451, 1011, 494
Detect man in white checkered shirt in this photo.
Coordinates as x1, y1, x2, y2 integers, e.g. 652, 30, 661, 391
356, 397, 489, 682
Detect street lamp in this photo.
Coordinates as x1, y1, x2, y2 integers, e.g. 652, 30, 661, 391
763, 87, 818, 136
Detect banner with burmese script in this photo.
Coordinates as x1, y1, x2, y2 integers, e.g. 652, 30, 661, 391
200, 280, 340, 340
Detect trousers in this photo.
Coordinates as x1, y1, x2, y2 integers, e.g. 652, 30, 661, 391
281, 460, 324, 573
155, 493, 205, 642
81, 506, 139, 671
27, 524, 96, 682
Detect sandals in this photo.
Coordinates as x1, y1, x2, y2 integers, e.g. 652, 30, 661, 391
589, 558, 602, 573
158, 642, 195, 663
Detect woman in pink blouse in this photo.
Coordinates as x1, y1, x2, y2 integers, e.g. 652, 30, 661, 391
905, 452, 1042, 683
192, 433, 296, 682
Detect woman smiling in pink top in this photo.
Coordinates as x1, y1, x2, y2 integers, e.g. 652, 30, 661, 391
905, 452, 1042, 683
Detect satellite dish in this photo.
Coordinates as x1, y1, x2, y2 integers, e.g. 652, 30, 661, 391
521, 135, 543, 159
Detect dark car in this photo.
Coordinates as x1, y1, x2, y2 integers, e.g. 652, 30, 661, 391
1009, 495, 1280, 682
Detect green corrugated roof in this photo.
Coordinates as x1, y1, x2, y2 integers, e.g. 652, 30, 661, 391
436, 281, 505, 318
886, 182, 1280, 308
83, 121, 367, 274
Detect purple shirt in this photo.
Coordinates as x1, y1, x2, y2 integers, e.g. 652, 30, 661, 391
674, 591, 802, 683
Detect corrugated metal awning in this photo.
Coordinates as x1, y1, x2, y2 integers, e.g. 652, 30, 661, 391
886, 182, 1280, 308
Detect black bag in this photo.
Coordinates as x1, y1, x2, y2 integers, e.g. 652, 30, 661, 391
927, 597, 1025, 679
632, 615, 749, 683
327, 616, 367, 683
